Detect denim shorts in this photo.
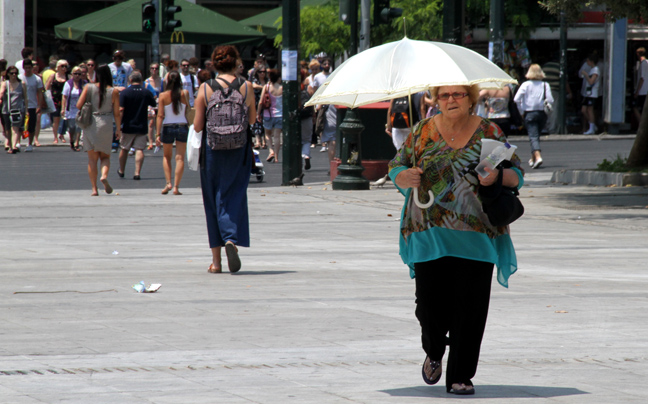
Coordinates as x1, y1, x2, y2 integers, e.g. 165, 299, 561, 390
263, 116, 282, 130
161, 124, 189, 144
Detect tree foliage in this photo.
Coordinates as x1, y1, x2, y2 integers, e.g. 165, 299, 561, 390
540, 0, 648, 23
372, 0, 444, 44
274, 1, 350, 60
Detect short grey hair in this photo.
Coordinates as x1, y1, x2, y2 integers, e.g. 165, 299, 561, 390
129, 71, 143, 83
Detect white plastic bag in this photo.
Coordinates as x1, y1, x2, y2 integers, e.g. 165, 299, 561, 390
186, 125, 202, 171
41, 113, 52, 129
43, 90, 56, 114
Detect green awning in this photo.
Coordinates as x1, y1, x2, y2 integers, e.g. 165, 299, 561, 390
55, 0, 266, 46
240, 0, 330, 39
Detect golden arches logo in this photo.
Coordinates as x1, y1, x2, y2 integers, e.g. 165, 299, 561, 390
170, 31, 185, 44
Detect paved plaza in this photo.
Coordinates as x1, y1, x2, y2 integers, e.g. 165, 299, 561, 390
0, 168, 647, 403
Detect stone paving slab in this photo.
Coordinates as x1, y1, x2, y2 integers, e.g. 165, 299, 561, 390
1, 179, 647, 403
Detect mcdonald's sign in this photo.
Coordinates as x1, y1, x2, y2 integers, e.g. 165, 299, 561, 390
170, 31, 185, 44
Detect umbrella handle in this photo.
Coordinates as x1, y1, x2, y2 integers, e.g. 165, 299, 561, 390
413, 188, 434, 209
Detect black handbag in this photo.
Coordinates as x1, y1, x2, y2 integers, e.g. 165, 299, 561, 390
478, 161, 524, 227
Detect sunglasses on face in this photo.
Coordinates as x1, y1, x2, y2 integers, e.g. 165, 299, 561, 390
259, 70, 266, 73
437, 92, 469, 101
181, 64, 189, 67
73, 73, 81, 76
59, 65, 68, 69
151, 67, 159, 70
8, 72, 17, 75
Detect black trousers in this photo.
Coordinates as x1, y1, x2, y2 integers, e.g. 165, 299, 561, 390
414, 257, 494, 390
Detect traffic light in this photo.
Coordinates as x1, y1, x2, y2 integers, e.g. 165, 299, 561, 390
373, 0, 402, 26
141, 1, 156, 34
161, 0, 182, 33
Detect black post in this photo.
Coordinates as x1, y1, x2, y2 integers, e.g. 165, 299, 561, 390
152, 0, 160, 64
558, 9, 567, 134
489, 0, 503, 64
349, 0, 358, 56
281, 0, 302, 185
442, 0, 463, 44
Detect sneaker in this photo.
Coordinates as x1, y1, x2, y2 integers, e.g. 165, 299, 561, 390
128, 147, 135, 156
583, 125, 597, 135
111, 148, 118, 153
25, 145, 33, 152
532, 157, 543, 169
528, 158, 534, 167
320, 146, 328, 153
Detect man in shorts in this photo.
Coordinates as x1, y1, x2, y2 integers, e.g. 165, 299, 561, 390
19, 59, 45, 152
118, 72, 156, 180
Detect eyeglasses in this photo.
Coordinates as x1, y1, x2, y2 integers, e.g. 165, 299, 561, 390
73, 73, 81, 76
437, 92, 469, 101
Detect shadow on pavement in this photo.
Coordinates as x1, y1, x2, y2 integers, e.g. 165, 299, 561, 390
230, 270, 298, 276
380, 385, 588, 398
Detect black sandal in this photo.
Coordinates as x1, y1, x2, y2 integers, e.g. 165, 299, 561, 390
422, 356, 442, 385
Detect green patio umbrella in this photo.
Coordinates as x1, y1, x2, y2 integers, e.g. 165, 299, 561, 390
55, 0, 266, 46
240, 0, 329, 38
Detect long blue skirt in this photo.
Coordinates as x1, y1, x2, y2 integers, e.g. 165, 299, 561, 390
200, 145, 251, 248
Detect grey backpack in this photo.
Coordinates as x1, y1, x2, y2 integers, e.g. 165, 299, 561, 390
205, 77, 249, 150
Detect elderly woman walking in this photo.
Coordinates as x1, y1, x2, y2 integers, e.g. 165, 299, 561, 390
389, 84, 524, 396
514, 64, 554, 169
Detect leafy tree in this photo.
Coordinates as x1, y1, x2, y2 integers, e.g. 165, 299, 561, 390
541, 0, 648, 167
371, 0, 444, 44
274, 1, 350, 60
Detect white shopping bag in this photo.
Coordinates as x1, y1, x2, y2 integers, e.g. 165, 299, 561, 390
186, 125, 202, 171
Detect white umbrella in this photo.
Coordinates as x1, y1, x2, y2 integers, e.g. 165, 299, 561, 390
306, 37, 517, 108
307, 37, 517, 208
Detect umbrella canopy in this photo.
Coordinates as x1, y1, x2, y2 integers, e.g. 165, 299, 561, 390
55, 0, 266, 46
306, 38, 517, 108
240, 0, 330, 38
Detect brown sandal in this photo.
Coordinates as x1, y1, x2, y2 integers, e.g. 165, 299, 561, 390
161, 184, 172, 195
422, 356, 442, 385
207, 264, 222, 273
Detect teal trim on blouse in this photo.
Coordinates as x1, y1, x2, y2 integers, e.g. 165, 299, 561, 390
399, 224, 518, 288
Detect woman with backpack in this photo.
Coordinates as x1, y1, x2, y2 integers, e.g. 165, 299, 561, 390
193, 45, 257, 274
156, 71, 190, 195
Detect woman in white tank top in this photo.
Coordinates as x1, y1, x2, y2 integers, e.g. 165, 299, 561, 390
156, 71, 190, 195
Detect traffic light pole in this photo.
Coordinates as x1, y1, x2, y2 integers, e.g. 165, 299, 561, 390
152, 0, 159, 64
281, 0, 301, 186
349, 0, 358, 56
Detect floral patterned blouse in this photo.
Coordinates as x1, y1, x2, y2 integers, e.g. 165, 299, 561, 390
388, 117, 524, 287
